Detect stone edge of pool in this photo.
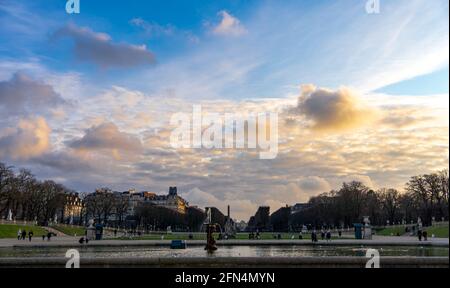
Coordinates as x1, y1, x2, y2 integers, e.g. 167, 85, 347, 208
7, 239, 450, 249
0, 256, 448, 268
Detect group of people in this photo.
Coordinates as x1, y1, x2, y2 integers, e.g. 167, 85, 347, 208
311, 229, 332, 242
246, 229, 337, 241
42, 232, 55, 241
78, 237, 89, 244
17, 229, 33, 241
248, 231, 261, 239
418, 230, 428, 241
17, 229, 58, 242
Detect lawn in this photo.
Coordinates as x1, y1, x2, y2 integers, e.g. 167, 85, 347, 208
425, 225, 449, 238
374, 226, 407, 236
0, 224, 47, 239
51, 225, 86, 236
375, 224, 449, 238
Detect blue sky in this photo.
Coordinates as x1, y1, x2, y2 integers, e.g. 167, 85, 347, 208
0, 0, 448, 219
2, 0, 448, 98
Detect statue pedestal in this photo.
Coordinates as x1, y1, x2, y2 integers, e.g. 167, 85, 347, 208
86, 227, 95, 241
363, 227, 372, 239
363, 216, 372, 240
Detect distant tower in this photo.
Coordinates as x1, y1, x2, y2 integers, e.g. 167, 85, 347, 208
169, 186, 177, 196
224, 204, 236, 238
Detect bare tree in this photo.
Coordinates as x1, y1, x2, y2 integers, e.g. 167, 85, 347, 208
379, 188, 400, 224
114, 195, 129, 227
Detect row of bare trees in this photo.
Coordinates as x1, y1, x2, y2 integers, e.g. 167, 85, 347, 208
82, 188, 130, 226
134, 203, 206, 232
83, 191, 207, 231
291, 170, 449, 228
0, 162, 73, 224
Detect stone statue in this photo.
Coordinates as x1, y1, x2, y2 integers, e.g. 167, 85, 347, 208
363, 216, 372, 240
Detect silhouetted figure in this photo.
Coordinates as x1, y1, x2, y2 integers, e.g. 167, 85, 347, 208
418, 230, 423, 241
21, 230, 27, 240
42, 235, 46, 241
79, 237, 85, 244
311, 230, 318, 243
423, 231, 428, 241
47, 232, 52, 241
28, 231, 33, 242
326, 230, 331, 241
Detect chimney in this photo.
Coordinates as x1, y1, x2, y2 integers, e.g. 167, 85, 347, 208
169, 186, 178, 196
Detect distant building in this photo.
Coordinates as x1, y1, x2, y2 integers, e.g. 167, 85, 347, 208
247, 206, 271, 231
142, 187, 188, 214
291, 203, 310, 214
63, 192, 83, 222
236, 220, 248, 232
270, 205, 291, 232
119, 187, 188, 215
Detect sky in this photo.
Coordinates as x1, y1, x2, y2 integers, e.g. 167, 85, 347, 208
0, 0, 448, 220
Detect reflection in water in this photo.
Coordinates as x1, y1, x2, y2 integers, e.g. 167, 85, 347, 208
0, 245, 448, 258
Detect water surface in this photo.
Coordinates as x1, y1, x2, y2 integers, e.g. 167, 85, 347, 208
0, 245, 448, 258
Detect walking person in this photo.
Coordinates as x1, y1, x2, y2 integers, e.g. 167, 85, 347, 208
28, 231, 34, 242
311, 229, 318, 243
326, 229, 331, 242
17, 229, 22, 240
21, 229, 27, 240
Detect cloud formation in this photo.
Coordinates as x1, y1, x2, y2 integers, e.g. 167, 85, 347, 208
53, 24, 155, 68
212, 11, 247, 37
295, 85, 377, 131
0, 73, 66, 116
0, 117, 51, 159
68, 122, 143, 157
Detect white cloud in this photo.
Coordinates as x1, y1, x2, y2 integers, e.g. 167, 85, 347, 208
52, 23, 155, 68
0, 117, 51, 160
212, 11, 247, 37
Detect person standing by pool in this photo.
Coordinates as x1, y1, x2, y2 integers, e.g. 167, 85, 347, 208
311, 229, 317, 243
326, 229, 331, 242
